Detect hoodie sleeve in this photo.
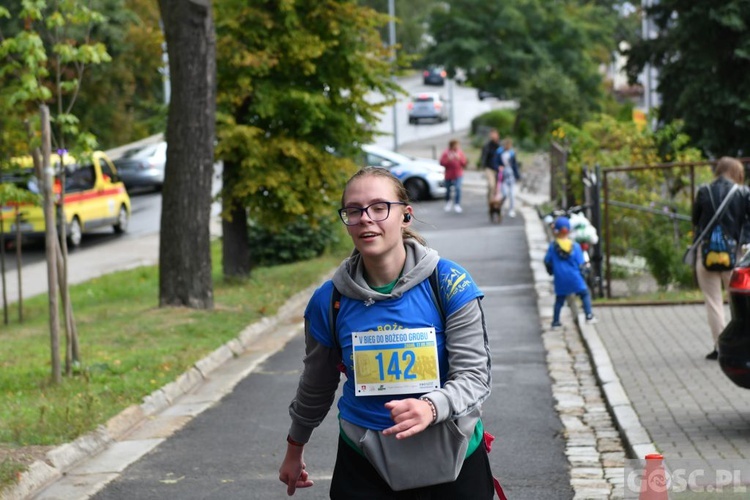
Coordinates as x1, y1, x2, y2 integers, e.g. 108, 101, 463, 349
287, 285, 342, 443
287, 319, 342, 444
439, 150, 450, 168
424, 298, 491, 422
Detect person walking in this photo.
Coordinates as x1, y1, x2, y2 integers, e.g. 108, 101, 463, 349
544, 216, 597, 328
479, 129, 501, 204
691, 157, 750, 360
279, 167, 495, 499
440, 139, 468, 213
498, 138, 520, 218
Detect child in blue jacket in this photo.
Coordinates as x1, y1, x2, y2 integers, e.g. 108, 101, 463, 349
544, 216, 597, 328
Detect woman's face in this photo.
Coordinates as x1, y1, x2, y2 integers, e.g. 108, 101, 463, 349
342, 175, 411, 260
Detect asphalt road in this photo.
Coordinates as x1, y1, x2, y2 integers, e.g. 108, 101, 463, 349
91, 188, 572, 500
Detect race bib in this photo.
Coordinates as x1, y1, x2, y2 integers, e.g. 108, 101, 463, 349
352, 327, 440, 396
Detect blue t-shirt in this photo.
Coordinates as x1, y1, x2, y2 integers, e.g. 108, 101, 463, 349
304, 258, 483, 430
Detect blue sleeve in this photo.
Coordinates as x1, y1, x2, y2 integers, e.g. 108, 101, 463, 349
544, 243, 553, 265
304, 280, 335, 348
435, 259, 483, 315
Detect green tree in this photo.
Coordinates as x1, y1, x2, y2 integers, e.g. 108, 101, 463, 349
73, 0, 166, 149
426, 0, 620, 142
625, 1, 750, 156
214, 0, 401, 277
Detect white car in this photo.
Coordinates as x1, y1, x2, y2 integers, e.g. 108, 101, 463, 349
361, 144, 446, 201
407, 92, 449, 124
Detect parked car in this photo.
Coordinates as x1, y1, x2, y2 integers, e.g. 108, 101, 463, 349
1, 151, 131, 248
718, 248, 750, 388
112, 141, 166, 191
361, 144, 446, 201
407, 93, 449, 125
423, 66, 446, 86
478, 88, 499, 101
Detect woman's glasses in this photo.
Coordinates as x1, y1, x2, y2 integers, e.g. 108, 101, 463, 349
338, 201, 406, 226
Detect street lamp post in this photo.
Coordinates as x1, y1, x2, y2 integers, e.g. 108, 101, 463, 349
388, 0, 398, 151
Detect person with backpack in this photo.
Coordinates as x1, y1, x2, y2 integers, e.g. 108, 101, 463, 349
692, 157, 750, 360
279, 167, 496, 499
544, 216, 597, 329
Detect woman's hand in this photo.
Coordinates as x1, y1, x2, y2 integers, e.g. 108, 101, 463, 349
278, 445, 314, 496
382, 398, 434, 439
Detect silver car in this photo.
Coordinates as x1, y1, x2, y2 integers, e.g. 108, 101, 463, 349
408, 92, 449, 124
361, 144, 446, 201
112, 141, 167, 192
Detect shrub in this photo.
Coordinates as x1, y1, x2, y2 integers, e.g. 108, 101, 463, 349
635, 221, 694, 290
248, 216, 343, 266
470, 109, 516, 140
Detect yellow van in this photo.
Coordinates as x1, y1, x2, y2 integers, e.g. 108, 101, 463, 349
1, 151, 131, 247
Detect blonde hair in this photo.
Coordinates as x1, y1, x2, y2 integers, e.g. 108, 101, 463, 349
715, 156, 745, 184
342, 167, 426, 245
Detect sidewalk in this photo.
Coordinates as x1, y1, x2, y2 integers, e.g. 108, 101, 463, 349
5, 131, 748, 499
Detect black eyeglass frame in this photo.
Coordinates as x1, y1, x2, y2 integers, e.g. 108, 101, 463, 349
338, 201, 407, 226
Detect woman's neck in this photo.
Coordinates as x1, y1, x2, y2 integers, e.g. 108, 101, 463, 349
362, 246, 407, 287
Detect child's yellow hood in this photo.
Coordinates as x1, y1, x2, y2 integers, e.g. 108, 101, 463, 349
555, 237, 573, 254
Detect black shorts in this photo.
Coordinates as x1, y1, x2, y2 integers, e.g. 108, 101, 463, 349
329, 435, 495, 499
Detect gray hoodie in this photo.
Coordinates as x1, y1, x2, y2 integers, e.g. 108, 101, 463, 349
289, 239, 492, 447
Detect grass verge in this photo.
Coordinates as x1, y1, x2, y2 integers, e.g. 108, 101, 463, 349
0, 239, 350, 492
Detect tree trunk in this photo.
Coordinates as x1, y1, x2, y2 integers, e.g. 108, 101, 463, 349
158, 0, 216, 309
0, 216, 7, 325
222, 160, 251, 278
55, 155, 80, 374
15, 209, 23, 323
56, 244, 79, 373
40, 105, 62, 384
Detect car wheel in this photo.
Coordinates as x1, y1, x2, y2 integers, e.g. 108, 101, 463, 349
404, 178, 428, 201
114, 205, 129, 234
67, 217, 82, 248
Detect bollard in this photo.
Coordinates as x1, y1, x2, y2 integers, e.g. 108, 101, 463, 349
639, 453, 668, 500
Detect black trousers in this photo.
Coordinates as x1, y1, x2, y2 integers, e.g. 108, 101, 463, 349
329, 436, 495, 500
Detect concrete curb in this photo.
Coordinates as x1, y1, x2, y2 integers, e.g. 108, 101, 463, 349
3, 280, 319, 500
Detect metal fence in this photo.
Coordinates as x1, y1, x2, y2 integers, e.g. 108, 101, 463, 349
601, 158, 750, 298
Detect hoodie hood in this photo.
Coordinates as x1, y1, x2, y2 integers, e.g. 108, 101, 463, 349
554, 237, 573, 258
332, 238, 440, 304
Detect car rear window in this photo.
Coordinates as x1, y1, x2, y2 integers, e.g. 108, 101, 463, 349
414, 96, 435, 103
